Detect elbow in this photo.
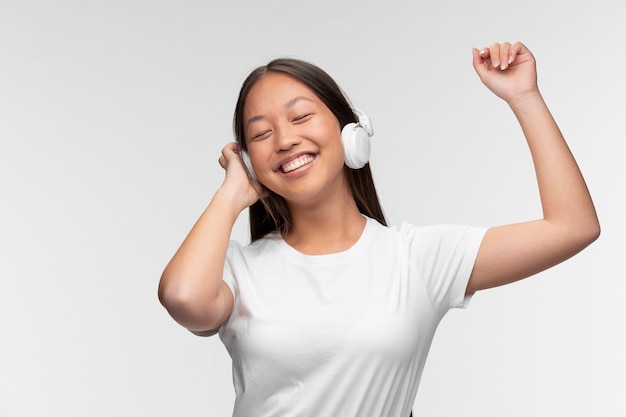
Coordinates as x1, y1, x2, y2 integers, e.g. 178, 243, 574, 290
158, 269, 189, 314
574, 216, 601, 251
549, 215, 601, 257
157, 272, 225, 334
157, 279, 199, 329
586, 218, 601, 245
158, 275, 178, 312
584, 208, 601, 245
158, 272, 194, 314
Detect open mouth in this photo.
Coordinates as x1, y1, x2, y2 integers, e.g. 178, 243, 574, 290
281, 154, 316, 173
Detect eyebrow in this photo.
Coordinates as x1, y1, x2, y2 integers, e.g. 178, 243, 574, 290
245, 96, 314, 130
285, 96, 313, 109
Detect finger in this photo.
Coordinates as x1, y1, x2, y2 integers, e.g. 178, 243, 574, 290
472, 48, 491, 73
509, 41, 527, 64
219, 142, 239, 168
472, 48, 489, 78
478, 47, 492, 68
221, 142, 239, 159
489, 42, 501, 70
499, 42, 512, 70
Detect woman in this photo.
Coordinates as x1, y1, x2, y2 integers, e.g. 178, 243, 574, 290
158, 41, 600, 416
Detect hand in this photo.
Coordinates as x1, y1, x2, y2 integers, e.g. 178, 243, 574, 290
472, 41, 539, 103
218, 142, 267, 208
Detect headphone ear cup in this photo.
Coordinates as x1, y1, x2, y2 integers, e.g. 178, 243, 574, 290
341, 122, 371, 169
240, 150, 258, 181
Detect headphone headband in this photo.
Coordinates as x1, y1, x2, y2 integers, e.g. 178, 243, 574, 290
353, 108, 374, 137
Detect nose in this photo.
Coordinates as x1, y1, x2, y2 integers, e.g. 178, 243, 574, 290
274, 123, 301, 152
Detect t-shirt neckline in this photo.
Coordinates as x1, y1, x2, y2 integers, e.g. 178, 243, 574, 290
275, 216, 374, 264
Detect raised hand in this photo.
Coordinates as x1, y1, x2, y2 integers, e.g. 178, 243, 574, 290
472, 41, 539, 104
218, 142, 267, 209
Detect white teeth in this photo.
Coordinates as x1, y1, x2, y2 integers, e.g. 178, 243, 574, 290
281, 155, 315, 173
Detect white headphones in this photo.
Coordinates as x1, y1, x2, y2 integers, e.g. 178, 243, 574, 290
341, 108, 374, 169
240, 150, 257, 181
240, 108, 373, 179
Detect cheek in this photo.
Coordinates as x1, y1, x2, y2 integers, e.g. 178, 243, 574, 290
314, 118, 342, 149
326, 124, 345, 158
249, 144, 273, 171
324, 133, 347, 174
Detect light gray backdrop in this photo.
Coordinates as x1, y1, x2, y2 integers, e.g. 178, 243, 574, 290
1, 1, 623, 416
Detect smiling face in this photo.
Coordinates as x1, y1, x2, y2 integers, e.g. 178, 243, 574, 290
243, 72, 349, 205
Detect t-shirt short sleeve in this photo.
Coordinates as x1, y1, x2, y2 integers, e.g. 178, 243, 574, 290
401, 223, 487, 313
222, 241, 241, 301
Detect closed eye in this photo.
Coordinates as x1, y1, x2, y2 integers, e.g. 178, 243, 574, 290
251, 130, 271, 141
293, 113, 312, 123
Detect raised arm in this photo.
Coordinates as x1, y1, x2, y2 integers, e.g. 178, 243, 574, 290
158, 142, 262, 335
466, 42, 600, 294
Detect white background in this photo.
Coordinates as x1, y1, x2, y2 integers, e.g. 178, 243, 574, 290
1, 1, 624, 416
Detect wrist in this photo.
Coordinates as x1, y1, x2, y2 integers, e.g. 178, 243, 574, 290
507, 88, 543, 110
213, 186, 250, 218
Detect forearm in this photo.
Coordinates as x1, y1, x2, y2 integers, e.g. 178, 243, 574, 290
509, 90, 600, 239
158, 186, 243, 330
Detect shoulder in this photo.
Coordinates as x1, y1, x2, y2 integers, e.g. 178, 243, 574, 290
378, 221, 487, 266
223, 233, 284, 294
397, 222, 487, 245
227, 232, 283, 259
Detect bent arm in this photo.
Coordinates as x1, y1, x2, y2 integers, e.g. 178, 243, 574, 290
466, 44, 600, 293
158, 188, 239, 333
158, 142, 261, 334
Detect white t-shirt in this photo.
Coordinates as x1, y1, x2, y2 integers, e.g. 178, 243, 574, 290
219, 217, 487, 417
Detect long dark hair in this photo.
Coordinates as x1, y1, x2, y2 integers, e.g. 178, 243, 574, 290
233, 58, 387, 241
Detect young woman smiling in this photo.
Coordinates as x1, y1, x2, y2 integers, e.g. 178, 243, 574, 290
158, 41, 600, 417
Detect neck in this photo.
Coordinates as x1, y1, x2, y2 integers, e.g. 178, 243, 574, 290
283, 192, 366, 255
